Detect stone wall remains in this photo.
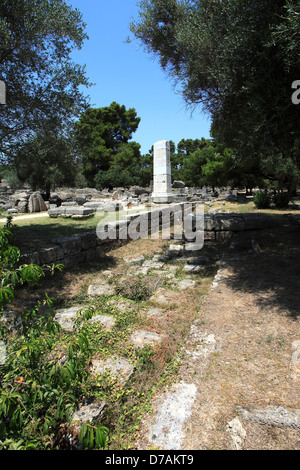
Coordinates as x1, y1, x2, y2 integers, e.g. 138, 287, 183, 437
19, 205, 292, 270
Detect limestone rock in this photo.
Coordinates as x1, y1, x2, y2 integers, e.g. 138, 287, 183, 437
226, 417, 247, 450
28, 192, 48, 213
130, 329, 161, 347
183, 264, 203, 273
91, 356, 134, 385
177, 279, 196, 290
89, 315, 116, 331
71, 402, 106, 427
88, 282, 115, 297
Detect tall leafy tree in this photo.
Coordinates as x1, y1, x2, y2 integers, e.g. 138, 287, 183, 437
130, 0, 300, 190
75, 102, 141, 185
0, 0, 90, 159
14, 132, 77, 197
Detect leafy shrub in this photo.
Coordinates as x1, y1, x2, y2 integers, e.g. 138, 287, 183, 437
0, 227, 108, 450
115, 275, 162, 301
253, 191, 271, 209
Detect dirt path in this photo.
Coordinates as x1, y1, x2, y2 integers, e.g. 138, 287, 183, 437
135, 224, 300, 450
0, 212, 48, 223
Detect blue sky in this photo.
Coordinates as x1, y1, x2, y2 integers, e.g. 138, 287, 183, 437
67, 0, 212, 154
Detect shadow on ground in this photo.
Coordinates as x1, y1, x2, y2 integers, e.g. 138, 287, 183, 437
222, 222, 300, 319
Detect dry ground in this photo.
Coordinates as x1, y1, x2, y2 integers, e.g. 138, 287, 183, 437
135, 222, 300, 450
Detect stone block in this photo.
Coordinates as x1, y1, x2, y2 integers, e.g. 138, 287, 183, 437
28, 192, 48, 213
48, 207, 66, 218
130, 329, 161, 348
91, 356, 134, 385
65, 206, 94, 216
89, 315, 116, 331
71, 402, 106, 429
55, 306, 83, 332
61, 251, 86, 268
78, 232, 97, 250
39, 245, 64, 264
214, 214, 244, 231
83, 201, 105, 210
21, 251, 40, 265
52, 236, 82, 255
177, 279, 196, 290
88, 282, 115, 297
204, 231, 216, 240
215, 231, 233, 241
204, 214, 215, 231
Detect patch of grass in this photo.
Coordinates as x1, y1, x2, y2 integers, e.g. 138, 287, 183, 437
0, 214, 107, 253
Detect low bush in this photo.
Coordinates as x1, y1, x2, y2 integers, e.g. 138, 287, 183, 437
253, 191, 271, 209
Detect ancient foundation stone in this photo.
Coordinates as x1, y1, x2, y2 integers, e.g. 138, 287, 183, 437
91, 356, 134, 385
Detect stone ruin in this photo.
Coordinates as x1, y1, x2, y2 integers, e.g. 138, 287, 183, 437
0, 139, 271, 217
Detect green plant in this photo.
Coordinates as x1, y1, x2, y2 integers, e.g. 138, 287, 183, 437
115, 276, 151, 301
273, 191, 290, 208
79, 422, 109, 449
0, 226, 84, 449
253, 191, 271, 209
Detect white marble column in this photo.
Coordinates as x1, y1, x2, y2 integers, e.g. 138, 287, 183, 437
151, 140, 174, 203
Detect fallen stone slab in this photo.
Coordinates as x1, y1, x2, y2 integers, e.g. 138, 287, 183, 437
214, 213, 244, 231
176, 279, 196, 290
127, 266, 149, 276
109, 299, 133, 312
71, 401, 106, 427
89, 315, 116, 331
70, 401, 107, 446
91, 356, 134, 385
88, 282, 115, 297
147, 381, 197, 450
130, 329, 162, 347
54, 306, 115, 332
124, 255, 145, 265
54, 306, 87, 332
183, 326, 217, 360
185, 255, 210, 265
51, 236, 81, 255
183, 264, 203, 273
142, 259, 165, 269
238, 405, 300, 429
48, 206, 94, 218
165, 245, 184, 257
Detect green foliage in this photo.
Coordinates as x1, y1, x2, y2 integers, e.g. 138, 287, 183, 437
94, 142, 144, 189
74, 102, 141, 186
0, 228, 44, 306
131, 0, 300, 189
0, 226, 81, 450
172, 138, 239, 188
79, 423, 109, 450
0, 0, 91, 160
13, 132, 77, 196
253, 191, 271, 209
